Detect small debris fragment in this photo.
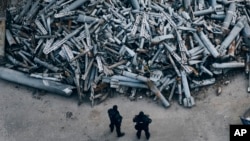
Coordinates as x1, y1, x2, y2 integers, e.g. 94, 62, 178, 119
66, 112, 73, 119
217, 87, 222, 96
223, 81, 231, 85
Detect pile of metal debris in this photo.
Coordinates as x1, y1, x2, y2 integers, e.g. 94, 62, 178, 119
1, 0, 250, 108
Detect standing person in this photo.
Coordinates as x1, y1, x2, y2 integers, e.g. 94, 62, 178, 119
107, 105, 125, 137
133, 111, 152, 140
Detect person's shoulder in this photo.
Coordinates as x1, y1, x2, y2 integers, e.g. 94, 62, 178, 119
144, 115, 152, 123
147, 116, 152, 123
146, 115, 151, 119
108, 108, 113, 114
133, 115, 138, 118
133, 115, 139, 121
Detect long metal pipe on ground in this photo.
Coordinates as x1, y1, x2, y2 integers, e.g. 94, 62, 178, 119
0, 67, 74, 96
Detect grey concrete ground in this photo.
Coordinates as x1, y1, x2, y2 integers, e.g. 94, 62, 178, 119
0, 72, 250, 141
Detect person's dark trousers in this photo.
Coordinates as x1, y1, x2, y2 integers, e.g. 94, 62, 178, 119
136, 129, 142, 139
109, 122, 115, 132
136, 128, 150, 140
110, 122, 123, 136
115, 124, 123, 136
144, 128, 150, 140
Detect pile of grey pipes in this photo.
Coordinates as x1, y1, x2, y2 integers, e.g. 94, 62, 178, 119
2, 0, 250, 108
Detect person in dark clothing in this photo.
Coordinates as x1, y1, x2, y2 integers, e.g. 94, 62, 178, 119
107, 105, 125, 137
133, 111, 152, 140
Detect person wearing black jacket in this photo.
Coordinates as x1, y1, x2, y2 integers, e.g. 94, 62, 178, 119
133, 111, 152, 140
107, 105, 125, 137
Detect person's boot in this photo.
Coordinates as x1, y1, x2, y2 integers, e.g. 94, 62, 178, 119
109, 125, 114, 133
117, 132, 125, 137
146, 132, 150, 140
136, 132, 141, 139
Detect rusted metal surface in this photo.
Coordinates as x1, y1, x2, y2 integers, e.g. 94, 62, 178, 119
0, 0, 7, 59
0, 19, 5, 59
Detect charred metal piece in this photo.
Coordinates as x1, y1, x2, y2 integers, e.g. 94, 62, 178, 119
5, 29, 16, 46
193, 5, 223, 17
190, 78, 216, 88
181, 70, 195, 108
223, 2, 236, 31
218, 16, 246, 55
198, 30, 220, 58
130, 0, 140, 10
60, 0, 88, 12
34, 57, 60, 72
76, 15, 99, 23
212, 61, 245, 69
44, 25, 84, 54
147, 80, 170, 108
35, 19, 48, 35
164, 43, 193, 74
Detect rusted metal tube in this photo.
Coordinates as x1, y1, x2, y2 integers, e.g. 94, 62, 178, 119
121, 71, 148, 82
212, 62, 245, 69
147, 80, 170, 108
5, 29, 16, 46
111, 75, 142, 83
190, 78, 216, 88
193, 7, 214, 16
209, 0, 217, 8
76, 15, 99, 23
210, 14, 226, 20
223, 2, 236, 30
130, 0, 140, 10
168, 80, 177, 101
34, 57, 60, 72
198, 30, 220, 58
119, 81, 148, 88
181, 70, 195, 107
62, 0, 88, 12
0, 19, 6, 59
102, 77, 147, 88
242, 22, 250, 45
184, 0, 191, 10
218, 16, 246, 55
